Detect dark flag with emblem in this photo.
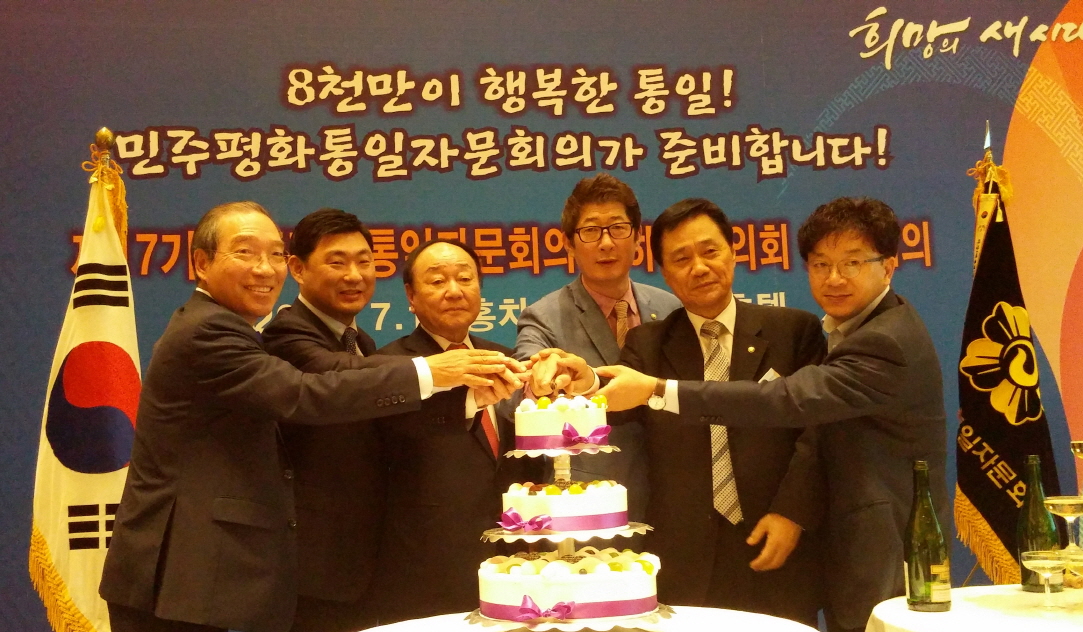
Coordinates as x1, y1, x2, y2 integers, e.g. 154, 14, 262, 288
955, 135, 1060, 584
29, 134, 140, 632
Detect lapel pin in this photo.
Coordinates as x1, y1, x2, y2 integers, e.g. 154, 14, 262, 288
651, 313, 657, 320
748, 346, 755, 353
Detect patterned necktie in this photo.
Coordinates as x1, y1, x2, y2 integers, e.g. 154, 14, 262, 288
447, 342, 500, 458
614, 300, 630, 349
700, 320, 743, 525
342, 326, 360, 355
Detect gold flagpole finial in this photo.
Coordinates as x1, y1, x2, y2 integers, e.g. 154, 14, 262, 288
95, 127, 115, 152
83, 127, 130, 252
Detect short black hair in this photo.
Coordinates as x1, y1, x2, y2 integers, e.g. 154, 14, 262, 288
562, 173, 642, 239
797, 197, 900, 261
191, 201, 274, 256
402, 239, 484, 287
290, 208, 373, 262
649, 198, 733, 265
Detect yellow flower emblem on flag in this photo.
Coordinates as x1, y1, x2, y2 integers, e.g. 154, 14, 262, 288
959, 301, 1043, 426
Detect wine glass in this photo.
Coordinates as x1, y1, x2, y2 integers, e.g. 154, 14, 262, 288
1021, 550, 1066, 609
1044, 496, 1083, 550
1062, 547, 1083, 578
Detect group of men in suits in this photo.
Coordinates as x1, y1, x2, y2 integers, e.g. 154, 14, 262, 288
99, 175, 948, 632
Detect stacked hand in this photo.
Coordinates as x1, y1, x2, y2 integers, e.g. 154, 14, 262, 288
426, 349, 526, 394
527, 348, 596, 397
595, 365, 656, 411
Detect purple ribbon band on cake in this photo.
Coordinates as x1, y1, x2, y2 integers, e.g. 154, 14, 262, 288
515, 423, 610, 450
479, 595, 657, 620
548, 511, 628, 530
498, 508, 552, 532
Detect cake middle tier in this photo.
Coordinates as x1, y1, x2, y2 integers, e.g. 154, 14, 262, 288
501, 481, 628, 531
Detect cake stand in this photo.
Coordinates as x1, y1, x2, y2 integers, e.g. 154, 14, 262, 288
474, 450, 668, 630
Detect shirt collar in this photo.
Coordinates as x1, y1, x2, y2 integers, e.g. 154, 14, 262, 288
685, 294, 736, 339
822, 285, 891, 338
298, 294, 357, 339
422, 325, 471, 351
581, 279, 638, 319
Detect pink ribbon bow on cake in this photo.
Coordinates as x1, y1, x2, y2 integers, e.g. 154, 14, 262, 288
515, 596, 575, 621
498, 508, 552, 532
561, 422, 610, 446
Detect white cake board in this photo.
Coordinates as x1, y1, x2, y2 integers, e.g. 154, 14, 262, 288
505, 445, 620, 459
465, 604, 674, 631
481, 522, 652, 544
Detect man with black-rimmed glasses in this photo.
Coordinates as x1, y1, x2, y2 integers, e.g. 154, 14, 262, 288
514, 173, 681, 523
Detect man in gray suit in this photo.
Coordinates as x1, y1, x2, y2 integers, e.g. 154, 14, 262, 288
515, 173, 681, 521
597, 197, 947, 632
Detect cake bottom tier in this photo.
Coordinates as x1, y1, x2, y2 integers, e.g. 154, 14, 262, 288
478, 572, 657, 621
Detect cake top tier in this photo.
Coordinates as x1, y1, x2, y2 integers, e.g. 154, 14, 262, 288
516, 394, 608, 413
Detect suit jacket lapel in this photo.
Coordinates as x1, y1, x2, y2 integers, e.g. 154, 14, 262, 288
729, 301, 768, 382
292, 299, 348, 352
662, 314, 707, 381
357, 329, 377, 355
570, 277, 623, 365
631, 283, 665, 325
404, 327, 443, 357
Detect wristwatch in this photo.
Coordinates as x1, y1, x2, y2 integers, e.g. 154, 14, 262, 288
647, 378, 667, 410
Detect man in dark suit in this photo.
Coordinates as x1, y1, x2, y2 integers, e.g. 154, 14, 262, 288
598, 197, 948, 632
100, 203, 515, 632
371, 239, 536, 624
605, 199, 823, 626
263, 209, 518, 631
515, 173, 681, 522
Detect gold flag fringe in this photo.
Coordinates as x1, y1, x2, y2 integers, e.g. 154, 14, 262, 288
954, 485, 1020, 584
29, 522, 97, 632
81, 144, 129, 254
967, 149, 1013, 209
966, 150, 1012, 273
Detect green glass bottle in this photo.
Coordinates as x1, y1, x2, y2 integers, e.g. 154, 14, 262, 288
904, 460, 951, 611
1017, 455, 1063, 592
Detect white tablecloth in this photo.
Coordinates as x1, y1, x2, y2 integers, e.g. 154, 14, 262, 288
368, 606, 816, 632
867, 584, 1083, 632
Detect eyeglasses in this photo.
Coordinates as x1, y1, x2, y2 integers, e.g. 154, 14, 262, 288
218, 248, 288, 267
806, 256, 885, 280
574, 222, 634, 243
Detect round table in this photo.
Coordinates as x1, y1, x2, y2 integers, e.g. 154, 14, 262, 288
368, 606, 816, 632
867, 584, 1083, 632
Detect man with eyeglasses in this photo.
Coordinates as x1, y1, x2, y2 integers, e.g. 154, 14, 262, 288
595, 197, 948, 632
100, 202, 518, 632
515, 173, 681, 522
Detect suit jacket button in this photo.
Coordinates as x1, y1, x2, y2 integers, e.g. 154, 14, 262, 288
288, 519, 297, 529
283, 469, 294, 480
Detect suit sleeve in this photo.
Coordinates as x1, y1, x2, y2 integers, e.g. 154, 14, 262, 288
514, 303, 558, 361
191, 311, 422, 424
765, 313, 827, 530
678, 326, 907, 428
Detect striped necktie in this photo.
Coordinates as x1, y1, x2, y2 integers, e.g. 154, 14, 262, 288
700, 320, 743, 525
614, 299, 630, 349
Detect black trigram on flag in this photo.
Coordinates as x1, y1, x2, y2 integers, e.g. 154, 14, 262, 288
72, 263, 129, 309
66, 503, 118, 550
